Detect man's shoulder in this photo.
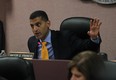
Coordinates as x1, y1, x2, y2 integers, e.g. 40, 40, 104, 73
51, 30, 60, 32
29, 36, 36, 39
51, 30, 61, 35
28, 36, 38, 42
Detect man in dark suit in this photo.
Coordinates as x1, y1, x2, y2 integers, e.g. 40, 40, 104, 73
28, 10, 102, 60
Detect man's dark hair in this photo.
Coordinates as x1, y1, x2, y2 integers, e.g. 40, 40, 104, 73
30, 10, 49, 21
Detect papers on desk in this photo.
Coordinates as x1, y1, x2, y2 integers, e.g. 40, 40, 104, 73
9, 52, 34, 60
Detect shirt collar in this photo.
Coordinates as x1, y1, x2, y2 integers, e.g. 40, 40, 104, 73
42, 30, 51, 43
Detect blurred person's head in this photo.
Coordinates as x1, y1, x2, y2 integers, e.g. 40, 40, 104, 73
30, 10, 50, 40
68, 51, 104, 80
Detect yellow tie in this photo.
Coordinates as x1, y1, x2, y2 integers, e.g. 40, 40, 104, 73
41, 42, 49, 60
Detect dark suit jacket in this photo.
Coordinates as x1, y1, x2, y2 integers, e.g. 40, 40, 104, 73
28, 30, 101, 60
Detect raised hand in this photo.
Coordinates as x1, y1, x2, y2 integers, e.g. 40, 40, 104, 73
87, 18, 102, 39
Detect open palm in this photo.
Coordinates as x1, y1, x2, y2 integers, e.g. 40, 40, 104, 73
88, 18, 102, 39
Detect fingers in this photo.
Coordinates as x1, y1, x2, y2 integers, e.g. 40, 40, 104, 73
90, 18, 102, 29
98, 20, 102, 28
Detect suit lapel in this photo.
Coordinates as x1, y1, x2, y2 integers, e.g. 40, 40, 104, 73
33, 39, 39, 59
51, 30, 63, 59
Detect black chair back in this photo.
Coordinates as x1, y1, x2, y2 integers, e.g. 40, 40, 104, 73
60, 17, 91, 39
0, 56, 35, 80
102, 61, 116, 80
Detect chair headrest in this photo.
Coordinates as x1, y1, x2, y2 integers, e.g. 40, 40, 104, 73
60, 17, 92, 39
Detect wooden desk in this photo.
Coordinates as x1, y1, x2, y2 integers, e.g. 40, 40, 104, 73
31, 60, 69, 80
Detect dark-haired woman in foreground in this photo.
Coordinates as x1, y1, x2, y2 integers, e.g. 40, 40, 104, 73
68, 51, 104, 80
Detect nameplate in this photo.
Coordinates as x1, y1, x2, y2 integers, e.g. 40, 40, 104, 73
9, 52, 34, 59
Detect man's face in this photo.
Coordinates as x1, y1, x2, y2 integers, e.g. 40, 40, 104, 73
30, 17, 50, 40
